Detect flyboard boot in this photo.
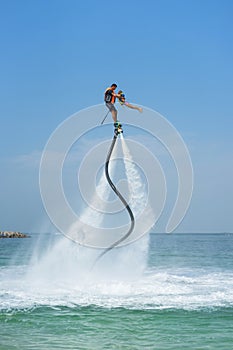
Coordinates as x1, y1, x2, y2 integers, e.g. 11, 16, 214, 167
114, 121, 123, 136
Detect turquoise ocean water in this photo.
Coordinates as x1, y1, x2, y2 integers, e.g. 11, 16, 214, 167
0, 233, 233, 349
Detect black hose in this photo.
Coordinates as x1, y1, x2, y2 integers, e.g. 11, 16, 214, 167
95, 134, 135, 262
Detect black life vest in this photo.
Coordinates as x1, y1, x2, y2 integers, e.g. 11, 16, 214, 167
104, 88, 115, 103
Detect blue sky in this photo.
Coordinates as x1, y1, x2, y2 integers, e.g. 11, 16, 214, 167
1, 0, 232, 233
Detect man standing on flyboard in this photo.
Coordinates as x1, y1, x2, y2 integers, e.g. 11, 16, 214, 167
104, 83, 142, 135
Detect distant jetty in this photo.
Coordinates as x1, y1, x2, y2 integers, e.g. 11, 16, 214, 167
0, 231, 29, 238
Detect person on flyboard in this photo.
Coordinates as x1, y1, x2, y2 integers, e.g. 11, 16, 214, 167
104, 84, 142, 136
104, 83, 122, 135
104, 84, 121, 122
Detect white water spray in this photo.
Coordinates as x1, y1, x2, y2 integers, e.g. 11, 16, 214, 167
120, 135, 148, 217
27, 135, 150, 291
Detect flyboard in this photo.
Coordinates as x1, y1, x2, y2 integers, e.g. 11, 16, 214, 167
94, 121, 135, 264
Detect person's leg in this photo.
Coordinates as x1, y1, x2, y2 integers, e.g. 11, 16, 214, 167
106, 103, 118, 122
125, 102, 143, 113
111, 108, 117, 122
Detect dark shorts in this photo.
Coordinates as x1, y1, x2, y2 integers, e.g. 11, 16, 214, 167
105, 103, 117, 112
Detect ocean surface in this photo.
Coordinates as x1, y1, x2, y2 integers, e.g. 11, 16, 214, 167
0, 232, 233, 349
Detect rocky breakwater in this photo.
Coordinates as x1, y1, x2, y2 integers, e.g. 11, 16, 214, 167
0, 231, 29, 238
